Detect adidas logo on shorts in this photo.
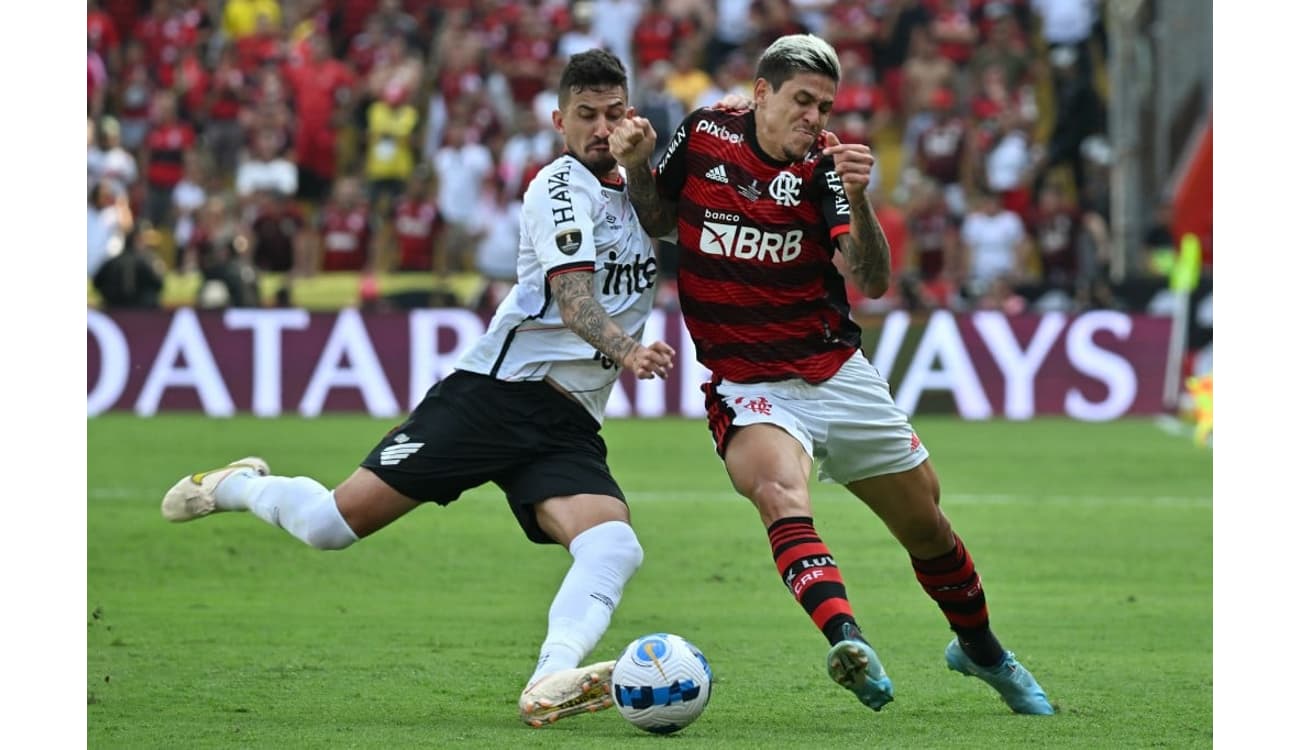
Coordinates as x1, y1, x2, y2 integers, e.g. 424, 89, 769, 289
705, 165, 728, 184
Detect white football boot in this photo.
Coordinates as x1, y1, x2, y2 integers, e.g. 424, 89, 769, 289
518, 660, 616, 727
160, 457, 269, 522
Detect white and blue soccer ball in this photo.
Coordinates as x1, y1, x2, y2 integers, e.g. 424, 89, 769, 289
611, 633, 713, 734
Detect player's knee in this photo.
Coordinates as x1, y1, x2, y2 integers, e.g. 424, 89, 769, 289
748, 479, 808, 522
599, 520, 644, 574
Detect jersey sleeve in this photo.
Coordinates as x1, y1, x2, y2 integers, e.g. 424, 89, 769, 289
525, 161, 599, 280
813, 154, 853, 245
653, 109, 704, 202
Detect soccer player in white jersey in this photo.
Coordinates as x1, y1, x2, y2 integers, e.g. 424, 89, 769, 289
160, 50, 675, 729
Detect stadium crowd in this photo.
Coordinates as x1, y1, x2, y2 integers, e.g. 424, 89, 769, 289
87, 0, 1143, 315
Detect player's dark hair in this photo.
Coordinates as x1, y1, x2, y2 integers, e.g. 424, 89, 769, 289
558, 49, 628, 107
756, 34, 841, 92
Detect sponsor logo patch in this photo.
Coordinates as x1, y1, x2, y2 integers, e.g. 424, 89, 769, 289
555, 228, 582, 255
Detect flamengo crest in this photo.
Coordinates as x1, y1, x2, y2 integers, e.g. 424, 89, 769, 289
768, 171, 802, 206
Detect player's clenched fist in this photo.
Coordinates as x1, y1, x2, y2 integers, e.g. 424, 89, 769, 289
610, 106, 658, 169
822, 131, 874, 204
623, 340, 676, 380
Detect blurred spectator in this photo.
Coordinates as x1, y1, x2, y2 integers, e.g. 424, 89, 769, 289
284, 31, 357, 203
495, 5, 556, 108
832, 50, 891, 139
1028, 182, 1083, 295
929, 0, 979, 69
1037, 45, 1104, 198
196, 234, 262, 309
236, 127, 298, 199
980, 109, 1035, 221
591, 0, 645, 72
115, 41, 153, 151
1030, 0, 1099, 87
246, 189, 308, 274
705, 0, 755, 72
873, 0, 932, 113
88, 118, 106, 190
901, 25, 956, 125
223, 0, 282, 42
316, 176, 374, 272
365, 33, 423, 108
433, 122, 494, 273
89, 42, 110, 120
958, 187, 1031, 304
750, 0, 810, 49
202, 44, 248, 179
910, 88, 973, 216
141, 90, 196, 229
88, 0, 122, 75
632, 0, 698, 71
789, 0, 834, 36
172, 150, 208, 253
970, 9, 1033, 90
392, 167, 441, 273
364, 81, 420, 211
558, 1, 607, 60
904, 177, 962, 309
692, 50, 752, 110
470, 176, 523, 313
98, 117, 139, 193
822, 0, 877, 67
372, 0, 422, 50
499, 108, 559, 200
94, 226, 166, 309
633, 60, 686, 164
88, 179, 133, 279
664, 42, 713, 112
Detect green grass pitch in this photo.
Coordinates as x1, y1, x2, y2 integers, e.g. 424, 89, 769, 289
88, 415, 1211, 749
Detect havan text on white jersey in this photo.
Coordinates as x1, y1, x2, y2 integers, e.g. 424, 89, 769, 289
455, 154, 658, 423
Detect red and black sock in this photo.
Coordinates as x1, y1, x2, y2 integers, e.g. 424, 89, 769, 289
911, 533, 1005, 667
768, 516, 859, 646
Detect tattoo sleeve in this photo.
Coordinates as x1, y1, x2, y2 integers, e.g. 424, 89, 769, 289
551, 270, 639, 365
624, 161, 678, 238
838, 198, 892, 299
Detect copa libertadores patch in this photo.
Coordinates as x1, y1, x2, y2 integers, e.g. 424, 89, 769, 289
555, 228, 582, 255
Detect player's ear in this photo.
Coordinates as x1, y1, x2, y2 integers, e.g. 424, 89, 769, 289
551, 109, 564, 133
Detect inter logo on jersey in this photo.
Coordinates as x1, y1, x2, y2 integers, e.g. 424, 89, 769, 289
555, 228, 582, 255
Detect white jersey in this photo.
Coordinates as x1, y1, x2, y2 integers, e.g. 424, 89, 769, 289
456, 154, 659, 423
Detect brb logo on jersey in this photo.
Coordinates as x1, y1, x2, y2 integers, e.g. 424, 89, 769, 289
768, 171, 802, 207
700, 209, 803, 263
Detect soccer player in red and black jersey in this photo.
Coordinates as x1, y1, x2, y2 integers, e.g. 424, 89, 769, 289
611, 33, 1054, 716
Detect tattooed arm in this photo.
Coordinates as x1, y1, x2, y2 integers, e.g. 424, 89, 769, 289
837, 198, 892, 299
623, 161, 678, 239
550, 270, 674, 379
610, 109, 679, 238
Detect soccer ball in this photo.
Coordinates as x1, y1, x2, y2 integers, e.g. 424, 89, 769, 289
611, 633, 713, 734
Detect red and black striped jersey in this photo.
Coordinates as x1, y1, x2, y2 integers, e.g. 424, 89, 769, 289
654, 107, 859, 384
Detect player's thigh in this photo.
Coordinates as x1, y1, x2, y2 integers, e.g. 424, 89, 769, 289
724, 423, 814, 526
333, 467, 421, 538
845, 460, 953, 557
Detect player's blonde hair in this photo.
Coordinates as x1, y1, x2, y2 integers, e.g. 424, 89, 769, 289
756, 34, 841, 91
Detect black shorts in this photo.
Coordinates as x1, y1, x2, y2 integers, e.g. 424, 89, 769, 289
360, 371, 625, 544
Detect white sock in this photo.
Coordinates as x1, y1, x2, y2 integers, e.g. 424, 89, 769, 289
215, 472, 359, 550
527, 520, 643, 686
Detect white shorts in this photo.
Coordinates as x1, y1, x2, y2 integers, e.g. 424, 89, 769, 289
703, 351, 929, 484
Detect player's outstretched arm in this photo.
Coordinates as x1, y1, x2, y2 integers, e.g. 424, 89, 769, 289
610, 107, 678, 238
551, 271, 675, 379
825, 131, 891, 298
